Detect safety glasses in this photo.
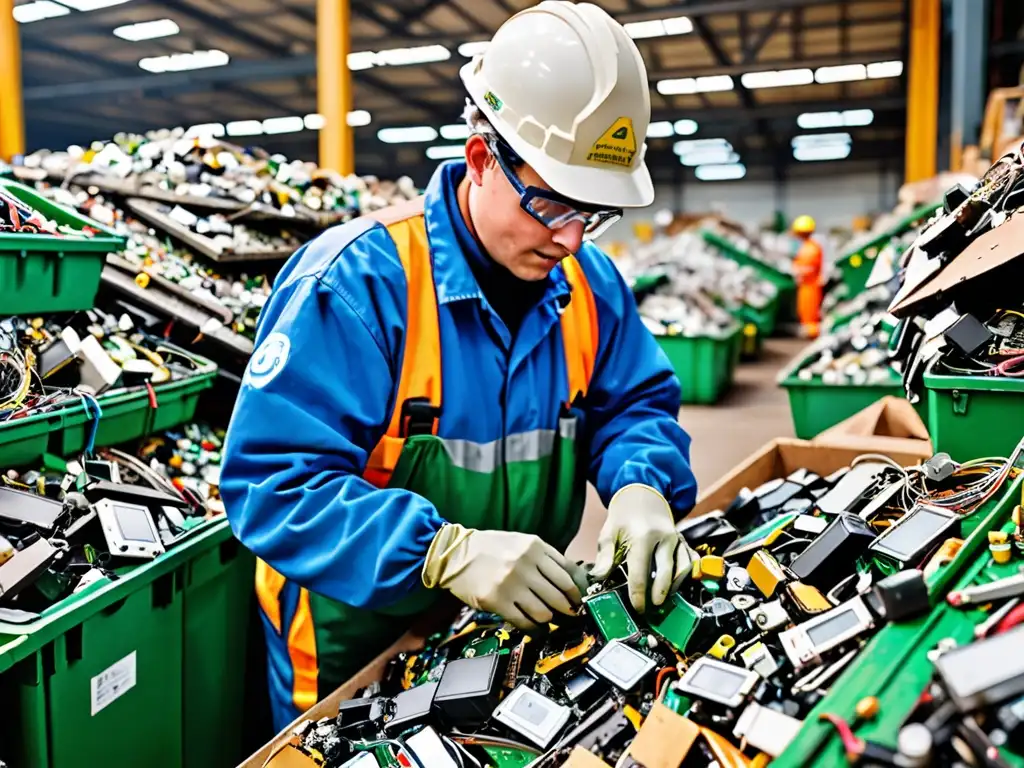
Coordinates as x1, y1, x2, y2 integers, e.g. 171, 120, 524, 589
486, 136, 622, 240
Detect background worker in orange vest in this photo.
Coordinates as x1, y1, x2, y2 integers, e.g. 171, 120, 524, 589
222, 1, 700, 731
792, 214, 824, 338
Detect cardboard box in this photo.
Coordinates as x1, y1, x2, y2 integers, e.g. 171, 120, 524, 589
812, 396, 933, 460
691, 436, 928, 518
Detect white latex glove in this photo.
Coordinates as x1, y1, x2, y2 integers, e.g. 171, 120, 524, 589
591, 484, 697, 613
422, 523, 586, 630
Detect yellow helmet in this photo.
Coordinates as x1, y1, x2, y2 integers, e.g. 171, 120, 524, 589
792, 215, 816, 235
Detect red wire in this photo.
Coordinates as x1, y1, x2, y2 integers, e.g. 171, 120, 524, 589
995, 354, 1024, 377
145, 382, 158, 410
655, 666, 675, 698
818, 713, 865, 757
995, 603, 1024, 634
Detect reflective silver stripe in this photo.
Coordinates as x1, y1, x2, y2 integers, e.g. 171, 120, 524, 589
438, 428, 568, 473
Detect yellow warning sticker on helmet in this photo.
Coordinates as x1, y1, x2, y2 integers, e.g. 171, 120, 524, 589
587, 117, 637, 167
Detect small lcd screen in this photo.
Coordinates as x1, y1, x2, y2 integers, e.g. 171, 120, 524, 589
688, 662, 749, 698
875, 507, 951, 560
511, 691, 554, 727
595, 643, 650, 683
806, 608, 862, 647
113, 503, 157, 543
726, 512, 798, 555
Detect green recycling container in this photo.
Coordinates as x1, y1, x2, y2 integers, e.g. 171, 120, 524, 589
0, 518, 254, 768
0, 178, 125, 315
656, 321, 742, 405
701, 230, 796, 320
778, 349, 903, 438
0, 349, 217, 468
835, 201, 942, 299
923, 359, 1024, 462
776, 473, 1024, 767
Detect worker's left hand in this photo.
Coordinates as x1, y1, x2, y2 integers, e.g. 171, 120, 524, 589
591, 484, 697, 613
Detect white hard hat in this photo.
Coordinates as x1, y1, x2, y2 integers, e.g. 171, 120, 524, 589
460, 1, 654, 209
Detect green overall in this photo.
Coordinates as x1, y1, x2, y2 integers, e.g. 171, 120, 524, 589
255, 199, 600, 711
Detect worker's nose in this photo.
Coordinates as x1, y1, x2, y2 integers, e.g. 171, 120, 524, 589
551, 220, 585, 254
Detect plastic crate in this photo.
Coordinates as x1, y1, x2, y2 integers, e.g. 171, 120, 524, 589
835, 201, 942, 298
0, 350, 217, 467
775, 474, 1024, 767
0, 519, 252, 768
701, 229, 796, 318
0, 178, 125, 314
778, 350, 903, 438
923, 359, 1024, 462
656, 321, 742, 405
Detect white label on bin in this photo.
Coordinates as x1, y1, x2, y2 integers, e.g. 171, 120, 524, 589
90, 651, 137, 716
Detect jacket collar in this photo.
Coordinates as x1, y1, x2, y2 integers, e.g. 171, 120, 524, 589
422, 161, 571, 307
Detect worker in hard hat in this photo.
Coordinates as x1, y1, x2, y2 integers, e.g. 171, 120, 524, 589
792, 214, 824, 338
222, 1, 699, 730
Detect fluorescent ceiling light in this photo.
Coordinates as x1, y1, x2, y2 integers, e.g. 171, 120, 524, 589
623, 16, 692, 40
741, 68, 813, 89
458, 41, 489, 58
673, 119, 698, 136
814, 64, 866, 84
139, 49, 229, 73
440, 124, 471, 140
349, 45, 451, 70
303, 113, 326, 130
646, 121, 674, 138
797, 109, 874, 129
426, 145, 466, 160
13, 1, 69, 23
347, 110, 372, 127
867, 60, 903, 79
696, 163, 746, 181
378, 126, 438, 144
113, 18, 180, 41
226, 120, 263, 137
263, 116, 304, 135
657, 75, 734, 95
792, 132, 852, 147
680, 149, 740, 167
674, 138, 731, 155
794, 143, 852, 161
57, 0, 129, 9
185, 123, 225, 138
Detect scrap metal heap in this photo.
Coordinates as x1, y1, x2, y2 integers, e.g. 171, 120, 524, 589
266, 446, 1023, 768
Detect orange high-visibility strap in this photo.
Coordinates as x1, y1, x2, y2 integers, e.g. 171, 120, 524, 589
288, 588, 319, 712
560, 255, 599, 405
363, 197, 442, 488
255, 559, 287, 633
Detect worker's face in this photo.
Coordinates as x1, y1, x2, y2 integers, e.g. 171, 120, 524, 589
465, 135, 586, 281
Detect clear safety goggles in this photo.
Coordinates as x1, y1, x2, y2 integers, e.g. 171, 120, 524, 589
487, 136, 622, 241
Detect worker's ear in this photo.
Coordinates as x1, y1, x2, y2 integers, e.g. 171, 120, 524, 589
465, 134, 491, 186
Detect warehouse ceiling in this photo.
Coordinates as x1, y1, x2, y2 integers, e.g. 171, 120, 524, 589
16, 0, 908, 183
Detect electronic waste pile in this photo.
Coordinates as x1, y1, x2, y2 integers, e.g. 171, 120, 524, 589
269, 445, 1023, 768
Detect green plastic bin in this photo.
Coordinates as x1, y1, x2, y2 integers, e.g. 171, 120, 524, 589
835, 201, 942, 298
656, 321, 742, 405
0, 178, 125, 314
778, 350, 903, 438
701, 229, 796, 320
0, 519, 254, 768
0, 350, 217, 467
776, 474, 1024, 766
923, 359, 1024, 462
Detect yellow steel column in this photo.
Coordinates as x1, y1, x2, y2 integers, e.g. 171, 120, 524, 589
317, 0, 354, 175
905, 0, 940, 183
0, 0, 26, 161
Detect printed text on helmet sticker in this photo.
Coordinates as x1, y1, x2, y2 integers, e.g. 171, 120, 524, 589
587, 117, 637, 168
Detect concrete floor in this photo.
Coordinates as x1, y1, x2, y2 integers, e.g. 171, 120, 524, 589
567, 337, 807, 561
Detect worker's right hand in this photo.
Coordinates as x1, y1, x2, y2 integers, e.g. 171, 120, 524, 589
422, 523, 585, 630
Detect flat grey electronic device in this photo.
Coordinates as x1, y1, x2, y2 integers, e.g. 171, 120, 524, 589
779, 596, 873, 668
815, 463, 888, 516
868, 503, 960, 567
936, 624, 1024, 711
94, 499, 165, 560
733, 702, 803, 757
0, 486, 63, 530
492, 684, 571, 748
0, 537, 58, 600
587, 640, 657, 690
675, 656, 758, 708
404, 726, 460, 768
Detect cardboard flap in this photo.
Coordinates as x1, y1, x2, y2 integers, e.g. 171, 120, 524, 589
564, 747, 614, 768
815, 397, 929, 442
627, 703, 701, 768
